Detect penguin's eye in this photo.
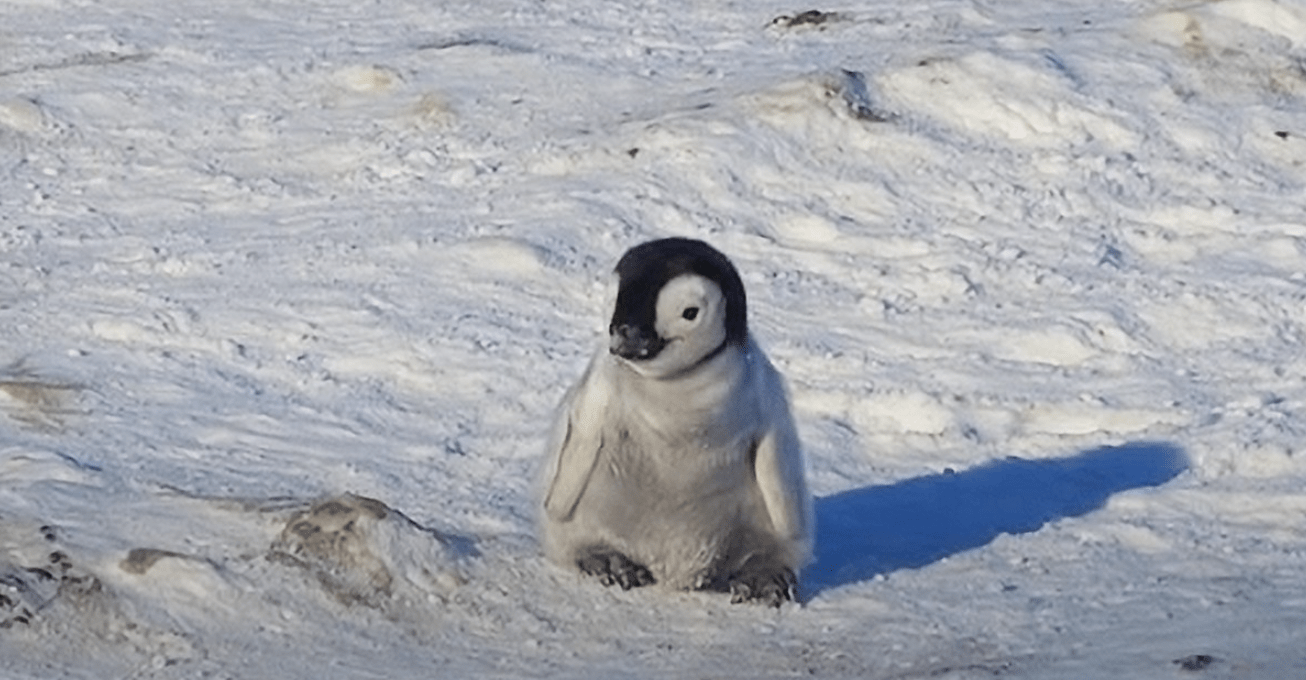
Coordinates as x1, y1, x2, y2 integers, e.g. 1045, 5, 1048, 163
681, 307, 699, 321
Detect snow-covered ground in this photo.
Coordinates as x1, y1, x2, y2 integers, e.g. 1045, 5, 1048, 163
3, 0, 1305, 676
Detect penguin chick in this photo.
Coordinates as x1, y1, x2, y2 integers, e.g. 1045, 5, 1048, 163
539, 237, 813, 606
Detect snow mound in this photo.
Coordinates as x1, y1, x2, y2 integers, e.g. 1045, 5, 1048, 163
1, 520, 67, 629
0, 98, 48, 135
881, 51, 1136, 149
1, 520, 198, 674
0, 363, 82, 431
269, 493, 465, 608
3, 491, 473, 676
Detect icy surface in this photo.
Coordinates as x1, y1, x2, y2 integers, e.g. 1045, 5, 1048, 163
2, 0, 1305, 677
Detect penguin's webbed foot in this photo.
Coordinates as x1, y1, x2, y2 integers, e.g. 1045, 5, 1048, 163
725, 558, 797, 607
577, 548, 655, 590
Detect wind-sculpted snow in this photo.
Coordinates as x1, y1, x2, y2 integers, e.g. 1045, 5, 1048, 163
2, 0, 1306, 677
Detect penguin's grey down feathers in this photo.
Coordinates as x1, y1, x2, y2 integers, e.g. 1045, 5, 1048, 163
538, 238, 813, 602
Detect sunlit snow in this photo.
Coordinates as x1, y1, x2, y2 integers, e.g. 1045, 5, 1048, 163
3, 0, 1305, 677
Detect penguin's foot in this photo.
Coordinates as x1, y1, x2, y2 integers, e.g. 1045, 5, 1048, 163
725, 558, 797, 607
577, 548, 655, 590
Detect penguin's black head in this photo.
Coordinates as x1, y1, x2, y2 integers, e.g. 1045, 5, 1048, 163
608, 238, 747, 373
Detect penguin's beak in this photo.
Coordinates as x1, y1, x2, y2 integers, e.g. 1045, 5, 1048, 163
609, 323, 667, 361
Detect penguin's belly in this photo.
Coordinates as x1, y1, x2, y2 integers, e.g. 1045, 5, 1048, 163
582, 424, 767, 587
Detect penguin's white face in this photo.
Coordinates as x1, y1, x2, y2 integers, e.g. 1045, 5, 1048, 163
613, 273, 728, 379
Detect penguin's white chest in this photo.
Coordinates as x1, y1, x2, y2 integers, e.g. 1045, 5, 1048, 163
608, 352, 757, 475
604, 404, 753, 493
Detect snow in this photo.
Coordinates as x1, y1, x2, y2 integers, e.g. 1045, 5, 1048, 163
2, 0, 1305, 677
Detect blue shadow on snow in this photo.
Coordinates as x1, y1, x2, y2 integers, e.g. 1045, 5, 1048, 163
803, 441, 1188, 595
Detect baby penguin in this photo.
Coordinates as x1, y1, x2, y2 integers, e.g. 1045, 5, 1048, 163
539, 237, 813, 606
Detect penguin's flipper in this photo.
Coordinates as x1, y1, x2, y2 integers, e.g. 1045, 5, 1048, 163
543, 356, 612, 522
751, 357, 814, 565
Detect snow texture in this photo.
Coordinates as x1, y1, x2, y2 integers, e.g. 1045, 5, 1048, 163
2, 0, 1305, 677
